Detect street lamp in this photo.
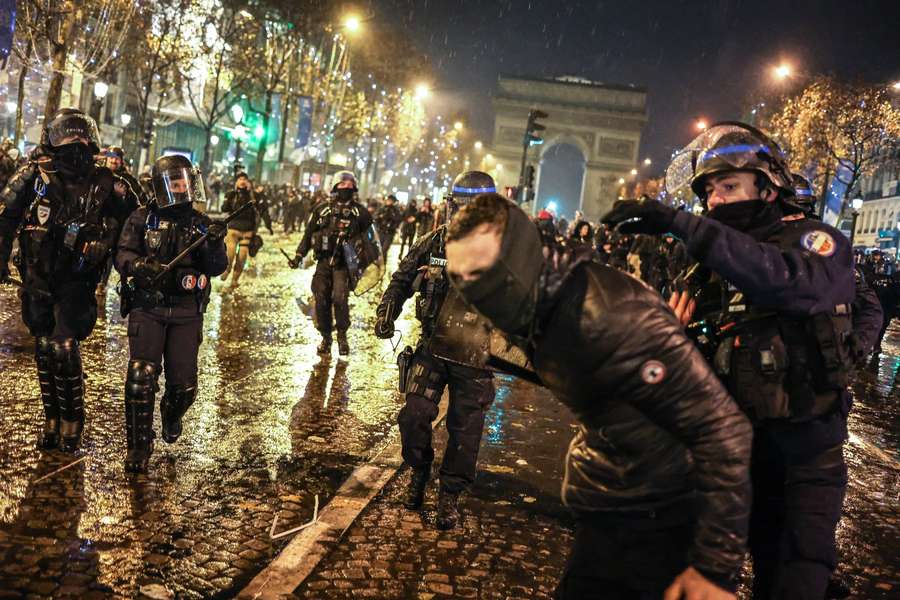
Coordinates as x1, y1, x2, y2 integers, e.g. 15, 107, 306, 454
343, 15, 361, 32
210, 134, 220, 147
850, 197, 863, 246
695, 119, 708, 131
5, 101, 15, 114
630, 168, 638, 176
643, 157, 652, 166
414, 83, 430, 100
474, 141, 483, 151
773, 63, 792, 80
120, 113, 132, 127
91, 80, 109, 121
453, 121, 463, 132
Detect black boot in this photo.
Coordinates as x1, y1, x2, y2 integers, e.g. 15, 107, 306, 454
337, 331, 350, 356
51, 339, 84, 453
404, 465, 430, 510
317, 335, 332, 355
436, 490, 461, 530
160, 384, 197, 444
35, 337, 60, 450
124, 360, 159, 473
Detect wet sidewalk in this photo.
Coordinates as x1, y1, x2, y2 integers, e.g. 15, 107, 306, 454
291, 375, 577, 599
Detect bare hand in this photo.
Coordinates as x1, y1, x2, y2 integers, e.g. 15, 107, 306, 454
668, 290, 696, 327
664, 567, 734, 600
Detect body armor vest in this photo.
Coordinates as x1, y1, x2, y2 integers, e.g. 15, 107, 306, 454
17, 166, 112, 283
312, 201, 364, 262
140, 209, 211, 304
688, 235, 854, 424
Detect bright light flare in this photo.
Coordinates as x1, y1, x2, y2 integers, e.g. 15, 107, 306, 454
630, 168, 638, 176
474, 141, 483, 151
695, 119, 708, 131
93, 81, 109, 99
414, 83, 430, 100
344, 15, 361, 32
774, 64, 791, 80
453, 121, 463, 131
643, 157, 652, 165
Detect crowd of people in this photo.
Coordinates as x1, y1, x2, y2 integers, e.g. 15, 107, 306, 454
1, 109, 899, 600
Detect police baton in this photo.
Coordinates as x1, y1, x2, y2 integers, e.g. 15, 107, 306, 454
279, 247, 296, 266
5, 277, 53, 299
151, 200, 256, 285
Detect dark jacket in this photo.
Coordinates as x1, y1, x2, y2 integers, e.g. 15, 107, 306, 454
375, 203, 402, 237
531, 259, 752, 585
296, 199, 372, 263
222, 189, 258, 232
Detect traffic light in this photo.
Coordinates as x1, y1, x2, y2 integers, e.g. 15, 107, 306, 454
505, 186, 518, 200
140, 117, 154, 149
524, 109, 548, 147
524, 165, 535, 189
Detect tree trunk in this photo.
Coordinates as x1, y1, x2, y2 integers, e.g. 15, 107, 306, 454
43, 1, 80, 121
201, 125, 214, 175
14, 42, 32, 147
254, 91, 273, 181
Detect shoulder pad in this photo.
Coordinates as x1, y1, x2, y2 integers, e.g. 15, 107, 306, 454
3, 162, 38, 196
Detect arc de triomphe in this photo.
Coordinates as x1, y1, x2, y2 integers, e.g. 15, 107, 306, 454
489, 75, 648, 220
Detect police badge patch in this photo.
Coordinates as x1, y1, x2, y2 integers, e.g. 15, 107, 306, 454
181, 274, 197, 290
800, 230, 836, 257
197, 274, 208, 290
640, 360, 666, 384
36, 201, 50, 225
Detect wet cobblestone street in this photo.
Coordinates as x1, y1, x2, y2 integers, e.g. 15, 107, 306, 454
0, 235, 898, 599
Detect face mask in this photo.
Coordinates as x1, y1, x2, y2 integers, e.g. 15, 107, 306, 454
334, 188, 355, 203
451, 206, 544, 336
707, 199, 781, 233
53, 143, 95, 173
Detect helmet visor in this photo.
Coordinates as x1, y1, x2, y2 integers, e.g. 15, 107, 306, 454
46, 113, 101, 149
152, 166, 207, 208
665, 124, 786, 196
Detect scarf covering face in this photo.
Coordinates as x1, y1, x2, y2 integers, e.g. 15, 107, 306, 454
451, 205, 545, 336
707, 199, 783, 236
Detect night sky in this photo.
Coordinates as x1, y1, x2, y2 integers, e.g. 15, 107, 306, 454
369, 0, 900, 173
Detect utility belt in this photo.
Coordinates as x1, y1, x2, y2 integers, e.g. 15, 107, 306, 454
709, 304, 853, 423
121, 268, 209, 316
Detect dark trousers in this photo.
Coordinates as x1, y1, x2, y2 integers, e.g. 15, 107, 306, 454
397, 346, 494, 494
379, 230, 396, 261
127, 304, 203, 386
260, 209, 273, 234
749, 420, 848, 600
398, 228, 416, 257
21, 281, 98, 341
311, 261, 350, 336
555, 507, 694, 599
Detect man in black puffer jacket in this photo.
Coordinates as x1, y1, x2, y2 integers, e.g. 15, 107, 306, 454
445, 193, 752, 600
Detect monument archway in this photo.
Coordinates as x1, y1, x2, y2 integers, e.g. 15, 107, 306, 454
489, 75, 648, 221
536, 140, 586, 219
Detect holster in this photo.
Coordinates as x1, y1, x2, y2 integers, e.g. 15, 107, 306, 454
397, 345, 414, 393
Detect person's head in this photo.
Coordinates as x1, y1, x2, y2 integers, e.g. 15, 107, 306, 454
331, 170, 358, 203
386, 194, 397, 205
446, 193, 544, 336
667, 121, 793, 211
790, 172, 817, 215
422, 197, 432, 210
235, 173, 251, 190
150, 154, 206, 211
445, 170, 496, 221
255, 184, 265, 193
576, 222, 591, 239
41, 108, 101, 172
104, 146, 125, 172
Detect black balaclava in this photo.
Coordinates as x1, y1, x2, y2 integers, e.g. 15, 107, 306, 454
451, 205, 544, 337
52, 142, 95, 176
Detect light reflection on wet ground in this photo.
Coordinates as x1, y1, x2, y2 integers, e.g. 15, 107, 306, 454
0, 233, 416, 598
0, 238, 897, 597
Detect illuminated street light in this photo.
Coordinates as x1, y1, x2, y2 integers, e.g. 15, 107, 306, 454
120, 113, 132, 127
774, 64, 792, 80
93, 80, 109, 100
414, 83, 430, 100
210, 134, 220, 147
696, 119, 708, 131
474, 141, 483, 151
484, 153, 493, 162
618, 177, 625, 184
344, 15, 361, 32
453, 121, 463, 131
496, 163, 503, 171
630, 168, 638, 176
892, 81, 900, 91
5, 101, 16, 114
643, 157, 652, 166
230, 103, 244, 124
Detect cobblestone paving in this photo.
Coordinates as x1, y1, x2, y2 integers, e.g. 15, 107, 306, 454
0, 234, 416, 599
293, 375, 578, 599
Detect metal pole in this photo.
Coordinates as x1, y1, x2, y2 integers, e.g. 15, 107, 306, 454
850, 210, 859, 246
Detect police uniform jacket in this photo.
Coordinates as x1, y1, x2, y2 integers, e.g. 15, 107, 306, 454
296, 199, 372, 264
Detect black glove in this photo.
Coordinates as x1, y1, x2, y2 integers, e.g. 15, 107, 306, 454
82, 240, 110, 265
601, 198, 677, 235
374, 315, 395, 339
131, 257, 164, 289
288, 254, 302, 269
207, 219, 228, 242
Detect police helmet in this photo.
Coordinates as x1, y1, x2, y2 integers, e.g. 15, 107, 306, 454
666, 121, 793, 204
41, 108, 101, 153
331, 170, 358, 192
790, 173, 817, 214
150, 154, 207, 209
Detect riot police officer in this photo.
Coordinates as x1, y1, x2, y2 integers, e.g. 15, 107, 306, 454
861, 250, 899, 353
114, 155, 228, 473
289, 171, 372, 356
603, 122, 856, 599
373, 171, 497, 530
0, 108, 122, 452
375, 194, 402, 260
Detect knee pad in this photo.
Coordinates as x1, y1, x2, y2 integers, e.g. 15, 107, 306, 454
163, 383, 197, 416
35, 336, 53, 372
125, 360, 160, 400
50, 338, 81, 376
